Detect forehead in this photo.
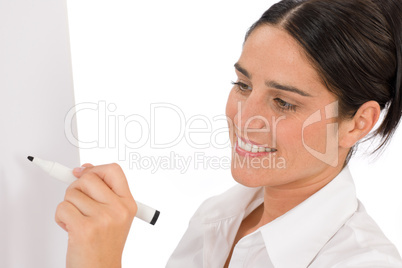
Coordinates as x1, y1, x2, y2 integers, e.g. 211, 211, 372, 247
238, 25, 324, 91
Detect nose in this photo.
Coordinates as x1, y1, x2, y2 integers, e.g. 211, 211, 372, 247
233, 94, 270, 135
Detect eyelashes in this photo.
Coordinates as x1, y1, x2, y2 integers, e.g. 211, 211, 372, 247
274, 97, 296, 112
231, 81, 297, 112
231, 81, 252, 92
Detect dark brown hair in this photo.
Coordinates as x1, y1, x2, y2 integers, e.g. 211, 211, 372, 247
247, 0, 402, 163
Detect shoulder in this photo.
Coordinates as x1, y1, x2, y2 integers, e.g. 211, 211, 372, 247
313, 201, 402, 267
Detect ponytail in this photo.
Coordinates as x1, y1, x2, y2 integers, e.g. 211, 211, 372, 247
375, 0, 402, 150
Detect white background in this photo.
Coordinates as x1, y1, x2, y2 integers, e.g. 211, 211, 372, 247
66, 1, 402, 267
0, 0, 79, 267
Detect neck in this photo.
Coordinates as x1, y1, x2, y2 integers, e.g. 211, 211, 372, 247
258, 166, 344, 226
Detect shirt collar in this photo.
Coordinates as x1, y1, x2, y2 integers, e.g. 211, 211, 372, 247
259, 166, 358, 268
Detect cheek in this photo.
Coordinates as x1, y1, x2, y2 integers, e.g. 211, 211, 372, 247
274, 117, 329, 156
300, 120, 332, 154
275, 120, 304, 150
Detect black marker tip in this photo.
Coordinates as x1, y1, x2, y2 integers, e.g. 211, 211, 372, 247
150, 210, 160, 225
27, 156, 34, 162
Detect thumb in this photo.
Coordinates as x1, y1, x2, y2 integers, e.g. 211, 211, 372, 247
72, 163, 94, 178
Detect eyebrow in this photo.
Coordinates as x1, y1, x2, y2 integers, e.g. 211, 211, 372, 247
234, 62, 312, 97
266, 81, 312, 97
234, 62, 251, 78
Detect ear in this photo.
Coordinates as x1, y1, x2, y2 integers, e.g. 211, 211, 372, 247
339, 101, 381, 149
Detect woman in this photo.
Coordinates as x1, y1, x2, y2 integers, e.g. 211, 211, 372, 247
55, 0, 402, 267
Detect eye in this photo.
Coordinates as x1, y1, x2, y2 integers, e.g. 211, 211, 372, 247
274, 98, 296, 112
231, 81, 252, 93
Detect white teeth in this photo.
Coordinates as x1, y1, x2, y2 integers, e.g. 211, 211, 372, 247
244, 143, 252, 152
237, 137, 275, 153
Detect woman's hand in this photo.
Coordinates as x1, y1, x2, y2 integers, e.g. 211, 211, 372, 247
55, 163, 137, 268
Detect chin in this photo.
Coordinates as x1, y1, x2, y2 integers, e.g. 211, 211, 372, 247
231, 167, 269, 188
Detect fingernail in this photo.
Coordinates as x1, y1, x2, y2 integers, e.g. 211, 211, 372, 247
73, 166, 86, 174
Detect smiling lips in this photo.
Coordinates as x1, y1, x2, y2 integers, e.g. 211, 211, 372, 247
235, 134, 277, 156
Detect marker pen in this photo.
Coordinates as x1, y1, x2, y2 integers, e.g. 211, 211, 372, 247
27, 156, 160, 225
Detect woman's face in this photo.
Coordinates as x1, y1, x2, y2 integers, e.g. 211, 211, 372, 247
226, 25, 344, 189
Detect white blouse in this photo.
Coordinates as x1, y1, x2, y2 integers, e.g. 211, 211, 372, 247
166, 167, 402, 267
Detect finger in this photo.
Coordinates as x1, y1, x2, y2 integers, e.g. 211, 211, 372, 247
72, 163, 94, 178
55, 200, 85, 233
81, 163, 94, 168
73, 172, 117, 204
64, 186, 101, 217
79, 163, 132, 198
56, 219, 67, 232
